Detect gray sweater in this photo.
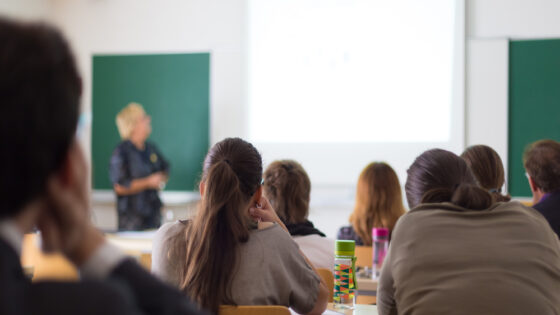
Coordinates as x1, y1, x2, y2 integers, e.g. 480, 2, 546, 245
151, 221, 320, 314
378, 201, 560, 315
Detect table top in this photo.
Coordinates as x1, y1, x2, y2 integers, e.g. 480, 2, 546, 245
105, 231, 154, 253
325, 303, 377, 315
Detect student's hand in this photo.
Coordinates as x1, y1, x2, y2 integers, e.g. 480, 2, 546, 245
37, 142, 104, 266
249, 197, 282, 225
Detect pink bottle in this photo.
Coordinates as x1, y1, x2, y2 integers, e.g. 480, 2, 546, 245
372, 228, 389, 279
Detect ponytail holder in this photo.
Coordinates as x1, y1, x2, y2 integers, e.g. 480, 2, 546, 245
489, 188, 499, 193
281, 163, 293, 171
224, 159, 232, 166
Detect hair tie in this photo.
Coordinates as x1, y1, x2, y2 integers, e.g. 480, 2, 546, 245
488, 188, 500, 193
281, 164, 293, 171
224, 159, 231, 166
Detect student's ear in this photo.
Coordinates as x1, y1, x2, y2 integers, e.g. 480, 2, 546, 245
55, 139, 87, 189
528, 175, 539, 193
252, 186, 263, 205
199, 181, 205, 197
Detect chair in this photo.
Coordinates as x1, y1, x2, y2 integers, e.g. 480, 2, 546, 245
219, 305, 291, 315
356, 295, 377, 305
355, 246, 372, 268
139, 252, 152, 270
316, 268, 334, 302
122, 250, 152, 270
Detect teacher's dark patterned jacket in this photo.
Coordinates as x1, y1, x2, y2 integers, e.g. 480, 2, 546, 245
110, 140, 169, 231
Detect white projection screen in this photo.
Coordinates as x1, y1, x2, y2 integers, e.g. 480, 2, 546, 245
248, 0, 465, 187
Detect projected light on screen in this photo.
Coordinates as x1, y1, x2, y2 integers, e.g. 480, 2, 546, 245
248, 0, 455, 143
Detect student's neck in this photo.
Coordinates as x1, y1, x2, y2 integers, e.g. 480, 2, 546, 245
533, 190, 545, 205
130, 136, 145, 150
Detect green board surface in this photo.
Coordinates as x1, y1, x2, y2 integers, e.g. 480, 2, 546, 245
92, 53, 210, 191
509, 39, 560, 197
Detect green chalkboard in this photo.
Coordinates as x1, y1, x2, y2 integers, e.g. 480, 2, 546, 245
509, 39, 560, 197
92, 53, 210, 191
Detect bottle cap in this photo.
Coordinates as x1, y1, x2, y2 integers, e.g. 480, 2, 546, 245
335, 240, 355, 256
372, 227, 389, 238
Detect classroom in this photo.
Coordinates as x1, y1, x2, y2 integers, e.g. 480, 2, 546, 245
1, 0, 560, 314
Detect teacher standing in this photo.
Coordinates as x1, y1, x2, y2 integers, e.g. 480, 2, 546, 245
110, 102, 170, 231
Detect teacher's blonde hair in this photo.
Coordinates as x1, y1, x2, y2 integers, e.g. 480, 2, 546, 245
116, 102, 145, 140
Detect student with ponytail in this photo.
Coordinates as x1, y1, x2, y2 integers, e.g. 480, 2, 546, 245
461, 145, 511, 202
151, 138, 328, 314
377, 149, 560, 315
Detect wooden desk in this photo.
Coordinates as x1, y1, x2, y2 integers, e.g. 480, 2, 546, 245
105, 231, 154, 270
22, 234, 78, 281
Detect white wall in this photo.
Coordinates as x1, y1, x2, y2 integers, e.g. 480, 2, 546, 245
467, 0, 560, 39
49, 0, 249, 161
0, 0, 51, 20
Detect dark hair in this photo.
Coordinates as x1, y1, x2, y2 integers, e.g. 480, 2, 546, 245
461, 145, 511, 202
180, 138, 262, 313
523, 139, 560, 193
263, 160, 311, 224
0, 18, 81, 218
405, 149, 493, 210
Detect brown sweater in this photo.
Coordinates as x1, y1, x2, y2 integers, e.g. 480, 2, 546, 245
378, 201, 560, 315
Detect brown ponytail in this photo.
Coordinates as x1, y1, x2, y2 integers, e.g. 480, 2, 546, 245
178, 138, 262, 313
406, 149, 494, 210
461, 145, 511, 202
450, 184, 494, 210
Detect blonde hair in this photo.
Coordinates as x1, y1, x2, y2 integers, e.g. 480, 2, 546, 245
349, 162, 406, 245
115, 102, 145, 139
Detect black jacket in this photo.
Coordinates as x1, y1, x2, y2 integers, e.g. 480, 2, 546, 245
0, 239, 203, 315
533, 191, 560, 238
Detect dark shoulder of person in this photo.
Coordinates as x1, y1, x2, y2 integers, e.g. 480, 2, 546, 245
113, 140, 135, 155
533, 192, 560, 237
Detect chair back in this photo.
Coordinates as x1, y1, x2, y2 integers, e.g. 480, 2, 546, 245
316, 268, 334, 302
219, 305, 291, 315
355, 245, 373, 268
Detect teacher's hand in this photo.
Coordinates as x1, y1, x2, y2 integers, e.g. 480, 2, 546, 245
147, 172, 166, 190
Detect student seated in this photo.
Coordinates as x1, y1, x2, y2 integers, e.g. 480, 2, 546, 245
337, 162, 405, 245
377, 149, 560, 315
0, 18, 200, 315
461, 144, 511, 201
151, 138, 328, 314
524, 139, 560, 237
262, 160, 334, 270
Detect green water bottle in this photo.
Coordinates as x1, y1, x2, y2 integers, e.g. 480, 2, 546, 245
333, 240, 357, 308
